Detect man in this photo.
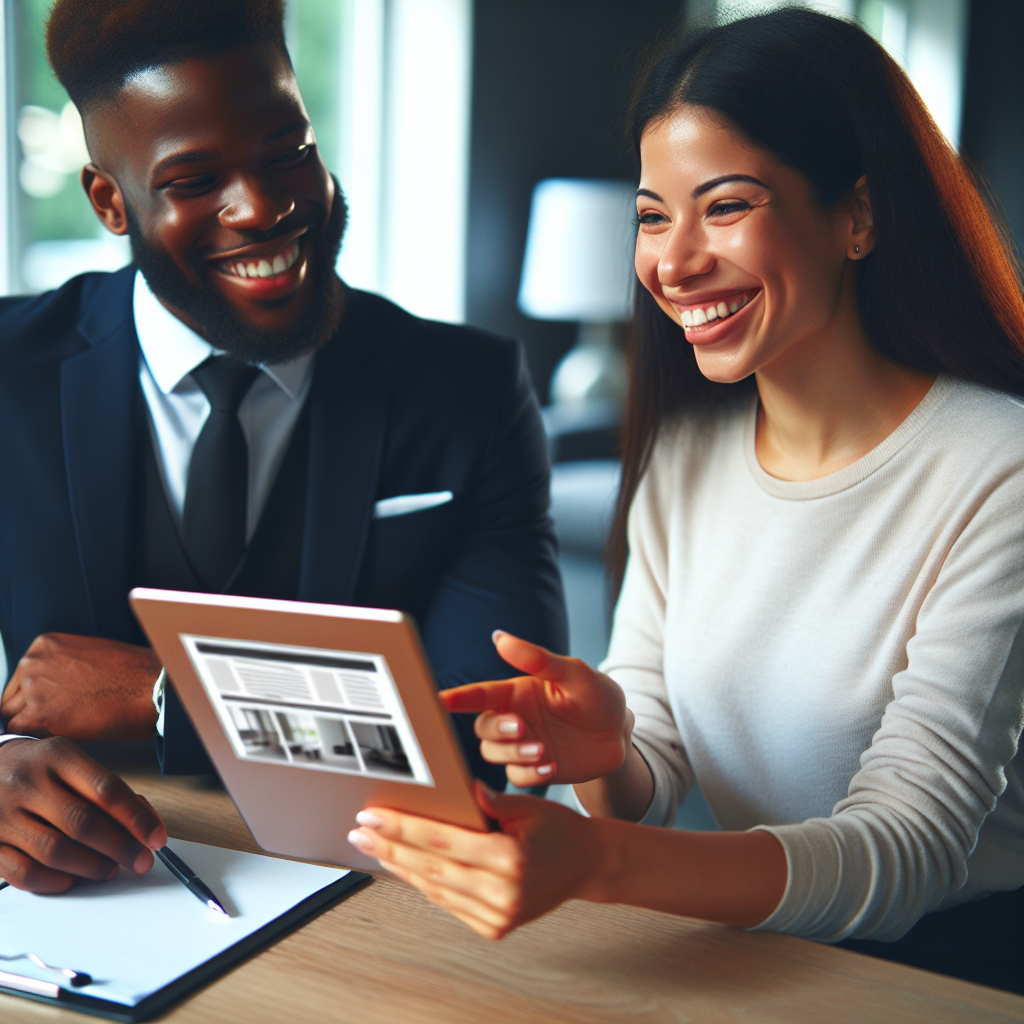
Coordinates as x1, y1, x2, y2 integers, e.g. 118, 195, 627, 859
0, 0, 566, 893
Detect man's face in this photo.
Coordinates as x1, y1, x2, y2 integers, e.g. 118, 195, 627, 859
83, 43, 344, 362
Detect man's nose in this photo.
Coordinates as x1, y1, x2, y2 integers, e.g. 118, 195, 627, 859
219, 174, 295, 233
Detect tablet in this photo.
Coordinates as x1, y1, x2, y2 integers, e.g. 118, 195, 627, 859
129, 588, 488, 871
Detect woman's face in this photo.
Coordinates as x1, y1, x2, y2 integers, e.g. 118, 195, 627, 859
635, 105, 857, 384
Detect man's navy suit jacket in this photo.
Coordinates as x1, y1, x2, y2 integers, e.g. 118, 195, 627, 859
0, 267, 567, 782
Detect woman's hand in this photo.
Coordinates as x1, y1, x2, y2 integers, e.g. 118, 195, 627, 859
348, 783, 605, 939
441, 632, 632, 788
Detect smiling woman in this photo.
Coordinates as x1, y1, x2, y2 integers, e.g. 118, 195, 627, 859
614, 6, 1024, 550
347, 8, 1024, 996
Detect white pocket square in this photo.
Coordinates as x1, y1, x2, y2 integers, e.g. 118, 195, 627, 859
373, 491, 454, 519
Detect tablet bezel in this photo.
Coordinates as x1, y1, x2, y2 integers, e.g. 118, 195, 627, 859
129, 588, 489, 872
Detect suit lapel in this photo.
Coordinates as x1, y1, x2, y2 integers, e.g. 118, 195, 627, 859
62, 274, 392, 622
299, 291, 393, 604
61, 268, 139, 639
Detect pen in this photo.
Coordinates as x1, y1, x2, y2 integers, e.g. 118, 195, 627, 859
155, 846, 228, 915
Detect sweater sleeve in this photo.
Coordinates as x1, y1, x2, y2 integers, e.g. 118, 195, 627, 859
600, 458, 693, 827
754, 464, 1024, 942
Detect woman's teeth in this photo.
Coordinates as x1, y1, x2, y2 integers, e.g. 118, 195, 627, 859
680, 292, 754, 328
225, 240, 301, 279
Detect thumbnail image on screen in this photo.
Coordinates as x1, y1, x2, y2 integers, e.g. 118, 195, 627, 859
181, 635, 433, 786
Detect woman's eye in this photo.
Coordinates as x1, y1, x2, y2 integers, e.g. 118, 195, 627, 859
637, 210, 668, 225
708, 200, 750, 217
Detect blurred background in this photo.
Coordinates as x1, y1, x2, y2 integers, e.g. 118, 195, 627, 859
0, 1, 1020, 813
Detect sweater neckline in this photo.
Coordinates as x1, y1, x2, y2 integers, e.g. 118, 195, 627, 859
743, 375, 954, 500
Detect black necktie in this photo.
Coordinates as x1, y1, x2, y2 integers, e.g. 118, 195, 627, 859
182, 356, 260, 591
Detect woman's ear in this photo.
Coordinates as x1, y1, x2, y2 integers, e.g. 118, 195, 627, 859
81, 164, 129, 236
846, 174, 874, 260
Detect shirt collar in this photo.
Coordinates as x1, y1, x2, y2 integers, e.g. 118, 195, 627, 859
259, 352, 314, 400
132, 270, 315, 399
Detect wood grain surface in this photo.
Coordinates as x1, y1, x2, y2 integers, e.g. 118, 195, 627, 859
2, 751, 1022, 1024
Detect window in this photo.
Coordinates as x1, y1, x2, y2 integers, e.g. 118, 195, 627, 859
714, 0, 968, 144
0, 0, 473, 323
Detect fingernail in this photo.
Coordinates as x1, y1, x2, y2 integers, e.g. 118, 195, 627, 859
348, 829, 374, 851
491, 630, 507, 644
480, 783, 497, 800
355, 811, 385, 829
518, 742, 540, 758
133, 849, 155, 874
497, 719, 519, 736
536, 764, 554, 776
106, 865, 120, 881
148, 826, 167, 848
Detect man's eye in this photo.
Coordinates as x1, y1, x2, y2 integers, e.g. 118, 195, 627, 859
165, 175, 217, 192
270, 144, 314, 167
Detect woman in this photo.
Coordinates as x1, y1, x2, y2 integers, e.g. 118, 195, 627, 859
346, 9, 1024, 991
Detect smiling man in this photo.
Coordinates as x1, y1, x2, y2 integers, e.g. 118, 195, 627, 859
0, 0, 566, 893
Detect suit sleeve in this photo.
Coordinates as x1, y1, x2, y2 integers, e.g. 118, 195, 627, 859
418, 343, 568, 787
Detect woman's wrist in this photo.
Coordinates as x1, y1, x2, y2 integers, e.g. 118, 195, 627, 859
574, 741, 655, 821
575, 815, 632, 905
571, 819, 788, 927
620, 707, 635, 765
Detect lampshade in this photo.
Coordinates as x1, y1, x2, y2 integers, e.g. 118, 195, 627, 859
518, 178, 636, 323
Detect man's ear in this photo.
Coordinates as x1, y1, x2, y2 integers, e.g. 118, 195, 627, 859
846, 174, 874, 260
81, 164, 129, 236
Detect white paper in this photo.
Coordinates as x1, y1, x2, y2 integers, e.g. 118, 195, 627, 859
181, 634, 433, 785
0, 839, 350, 1007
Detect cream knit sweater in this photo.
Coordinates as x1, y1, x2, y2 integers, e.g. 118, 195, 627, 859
603, 376, 1024, 941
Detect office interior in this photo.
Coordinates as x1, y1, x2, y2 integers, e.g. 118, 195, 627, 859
0, 0, 1021, 826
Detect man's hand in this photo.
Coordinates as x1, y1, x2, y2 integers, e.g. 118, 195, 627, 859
441, 632, 632, 788
0, 737, 167, 893
1, 633, 161, 741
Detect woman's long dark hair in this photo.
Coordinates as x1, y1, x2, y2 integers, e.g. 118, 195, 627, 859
609, 7, 1024, 591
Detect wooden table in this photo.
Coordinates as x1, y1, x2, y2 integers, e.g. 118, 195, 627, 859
2, 747, 1022, 1024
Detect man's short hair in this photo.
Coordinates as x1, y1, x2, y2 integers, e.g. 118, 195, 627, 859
47, 0, 288, 111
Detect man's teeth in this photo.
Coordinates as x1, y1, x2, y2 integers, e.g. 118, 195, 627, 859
680, 293, 752, 328
227, 241, 300, 279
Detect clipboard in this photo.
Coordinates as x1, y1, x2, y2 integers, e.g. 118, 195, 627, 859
0, 839, 370, 1022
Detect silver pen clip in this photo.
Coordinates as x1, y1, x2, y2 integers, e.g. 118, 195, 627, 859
0, 970, 60, 999
0, 953, 92, 988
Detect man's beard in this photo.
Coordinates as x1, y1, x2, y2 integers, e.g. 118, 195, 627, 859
126, 178, 347, 365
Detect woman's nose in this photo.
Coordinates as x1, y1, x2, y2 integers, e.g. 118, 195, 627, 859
219, 175, 295, 233
658, 223, 715, 287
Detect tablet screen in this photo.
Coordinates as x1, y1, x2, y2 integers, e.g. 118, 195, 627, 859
180, 635, 434, 786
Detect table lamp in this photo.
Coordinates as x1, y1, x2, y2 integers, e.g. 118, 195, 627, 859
518, 178, 636, 405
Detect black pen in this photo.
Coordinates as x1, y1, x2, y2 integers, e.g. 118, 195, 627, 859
155, 846, 228, 915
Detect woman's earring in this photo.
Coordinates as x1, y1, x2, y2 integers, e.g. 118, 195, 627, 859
854, 245, 861, 254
